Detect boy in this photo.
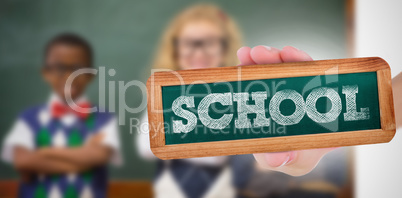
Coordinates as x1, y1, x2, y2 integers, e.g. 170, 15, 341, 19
2, 33, 121, 198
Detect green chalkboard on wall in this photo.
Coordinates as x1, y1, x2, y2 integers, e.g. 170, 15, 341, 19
147, 57, 395, 159
0, 0, 349, 179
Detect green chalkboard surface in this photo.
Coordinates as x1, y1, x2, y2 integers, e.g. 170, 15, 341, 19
147, 57, 395, 159
0, 0, 354, 177
162, 72, 381, 145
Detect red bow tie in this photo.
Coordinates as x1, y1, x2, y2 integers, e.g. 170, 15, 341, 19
51, 102, 91, 119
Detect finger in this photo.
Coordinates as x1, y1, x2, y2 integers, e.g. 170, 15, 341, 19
316, 147, 339, 153
250, 45, 282, 64
280, 46, 313, 62
237, 46, 255, 65
254, 151, 297, 168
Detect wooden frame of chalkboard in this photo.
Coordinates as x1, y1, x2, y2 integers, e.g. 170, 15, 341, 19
146, 57, 395, 160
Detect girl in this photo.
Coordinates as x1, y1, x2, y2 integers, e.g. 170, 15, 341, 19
137, 3, 336, 198
137, 4, 250, 198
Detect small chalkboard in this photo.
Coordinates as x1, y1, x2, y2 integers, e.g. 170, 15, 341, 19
147, 57, 395, 159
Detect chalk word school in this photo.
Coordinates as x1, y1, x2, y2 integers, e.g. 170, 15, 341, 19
148, 57, 395, 159
172, 85, 368, 133
160, 71, 382, 146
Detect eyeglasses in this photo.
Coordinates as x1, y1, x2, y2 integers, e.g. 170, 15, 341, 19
174, 37, 227, 57
44, 63, 89, 77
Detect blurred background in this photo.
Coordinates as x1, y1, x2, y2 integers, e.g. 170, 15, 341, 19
0, 0, 400, 198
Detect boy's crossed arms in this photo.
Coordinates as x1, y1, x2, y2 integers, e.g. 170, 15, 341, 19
14, 132, 112, 176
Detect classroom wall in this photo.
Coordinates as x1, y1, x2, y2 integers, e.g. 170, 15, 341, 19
0, 0, 347, 180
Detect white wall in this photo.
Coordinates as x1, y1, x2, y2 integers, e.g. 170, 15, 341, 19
355, 0, 402, 197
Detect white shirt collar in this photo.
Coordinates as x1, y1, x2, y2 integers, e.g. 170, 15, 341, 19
39, 93, 89, 127
47, 93, 89, 107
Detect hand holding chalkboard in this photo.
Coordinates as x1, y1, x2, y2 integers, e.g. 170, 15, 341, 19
239, 46, 338, 176
147, 46, 395, 176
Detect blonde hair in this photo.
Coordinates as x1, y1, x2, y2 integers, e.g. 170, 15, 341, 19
152, 4, 242, 70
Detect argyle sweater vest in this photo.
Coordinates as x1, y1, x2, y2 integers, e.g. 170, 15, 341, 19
154, 154, 254, 198
17, 105, 113, 198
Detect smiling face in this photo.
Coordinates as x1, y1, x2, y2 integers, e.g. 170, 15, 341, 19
42, 43, 93, 102
176, 20, 226, 70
